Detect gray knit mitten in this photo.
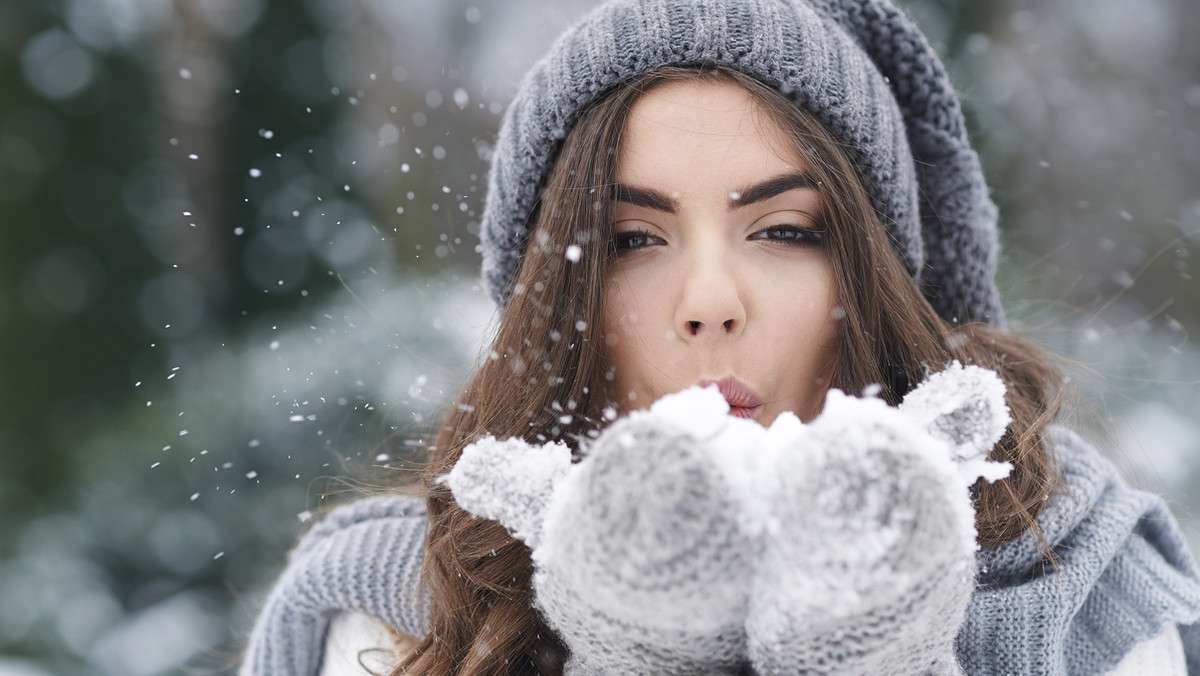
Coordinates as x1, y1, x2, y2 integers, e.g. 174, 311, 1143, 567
443, 393, 752, 675
444, 364, 1010, 675
746, 364, 1011, 675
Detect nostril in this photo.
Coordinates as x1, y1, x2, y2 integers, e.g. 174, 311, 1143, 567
688, 320, 701, 335
723, 319, 734, 331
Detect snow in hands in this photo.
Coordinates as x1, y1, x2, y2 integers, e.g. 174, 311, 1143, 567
442, 363, 1012, 675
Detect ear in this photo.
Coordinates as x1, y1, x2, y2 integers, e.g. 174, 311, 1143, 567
899, 362, 1011, 465
439, 436, 572, 549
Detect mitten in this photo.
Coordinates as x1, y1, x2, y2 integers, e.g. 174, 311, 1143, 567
443, 388, 754, 675
745, 363, 1011, 676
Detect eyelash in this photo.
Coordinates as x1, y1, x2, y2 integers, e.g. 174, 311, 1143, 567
609, 224, 824, 255
748, 225, 825, 246
609, 230, 665, 254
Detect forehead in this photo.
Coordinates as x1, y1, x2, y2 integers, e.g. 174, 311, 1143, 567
616, 79, 803, 181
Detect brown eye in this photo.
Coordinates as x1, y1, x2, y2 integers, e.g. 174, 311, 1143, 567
609, 230, 665, 254
749, 225, 825, 246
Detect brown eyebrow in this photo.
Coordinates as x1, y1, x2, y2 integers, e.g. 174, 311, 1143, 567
611, 172, 817, 214
612, 183, 678, 213
730, 172, 818, 208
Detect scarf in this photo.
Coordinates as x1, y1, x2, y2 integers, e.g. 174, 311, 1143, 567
240, 426, 1200, 675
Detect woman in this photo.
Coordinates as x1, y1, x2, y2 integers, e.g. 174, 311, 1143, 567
240, 0, 1200, 674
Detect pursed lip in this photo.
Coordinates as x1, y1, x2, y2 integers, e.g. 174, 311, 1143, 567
697, 376, 764, 419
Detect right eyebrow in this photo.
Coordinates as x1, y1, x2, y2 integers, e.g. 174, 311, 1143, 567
612, 183, 678, 214
730, 172, 818, 208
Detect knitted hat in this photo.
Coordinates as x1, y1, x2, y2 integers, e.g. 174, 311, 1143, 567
479, 0, 1003, 325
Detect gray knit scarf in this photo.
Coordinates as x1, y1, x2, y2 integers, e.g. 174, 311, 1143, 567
239, 426, 1200, 675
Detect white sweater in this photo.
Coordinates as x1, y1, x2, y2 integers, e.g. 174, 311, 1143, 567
318, 613, 409, 676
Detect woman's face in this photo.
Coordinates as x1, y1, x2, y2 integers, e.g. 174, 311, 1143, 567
602, 79, 840, 424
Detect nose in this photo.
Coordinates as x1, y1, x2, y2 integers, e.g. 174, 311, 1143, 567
674, 253, 746, 340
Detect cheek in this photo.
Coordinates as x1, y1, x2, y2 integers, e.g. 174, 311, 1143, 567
601, 276, 630, 342
602, 274, 675, 404
604, 280, 652, 408
763, 263, 838, 332
806, 272, 841, 360
774, 302, 838, 375
807, 275, 842, 393
765, 264, 840, 385
602, 270, 666, 341
601, 277, 643, 376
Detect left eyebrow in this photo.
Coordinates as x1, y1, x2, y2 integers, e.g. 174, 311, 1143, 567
729, 172, 818, 208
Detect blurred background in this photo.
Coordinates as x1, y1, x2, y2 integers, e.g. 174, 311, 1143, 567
1, 0, 1198, 673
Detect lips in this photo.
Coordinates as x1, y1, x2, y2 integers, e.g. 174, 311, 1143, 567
698, 376, 764, 420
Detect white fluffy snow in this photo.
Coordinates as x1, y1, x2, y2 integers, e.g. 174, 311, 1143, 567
440, 436, 571, 549
445, 364, 1013, 552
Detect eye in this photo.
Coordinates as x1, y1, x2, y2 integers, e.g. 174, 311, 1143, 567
748, 224, 825, 246
609, 229, 665, 255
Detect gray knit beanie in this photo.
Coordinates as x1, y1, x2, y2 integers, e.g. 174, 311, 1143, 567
479, 0, 1003, 325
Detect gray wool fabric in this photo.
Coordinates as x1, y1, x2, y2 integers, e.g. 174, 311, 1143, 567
742, 410, 978, 675
959, 426, 1200, 675
239, 427, 1200, 675
480, 0, 1004, 325
238, 495, 429, 676
441, 369, 1010, 675
524, 416, 754, 674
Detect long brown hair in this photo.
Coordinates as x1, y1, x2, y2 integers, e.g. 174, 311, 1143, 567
395, 65, 1063, 675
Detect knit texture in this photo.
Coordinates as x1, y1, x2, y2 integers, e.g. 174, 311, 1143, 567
959, 425, 1200, 676
448, 404, 755, 674
743, 385, 993, 675
239, 431, 1200, 676
238, 495, 429, 676
446, 366, 1013, 675
480, 0, 1003, 324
